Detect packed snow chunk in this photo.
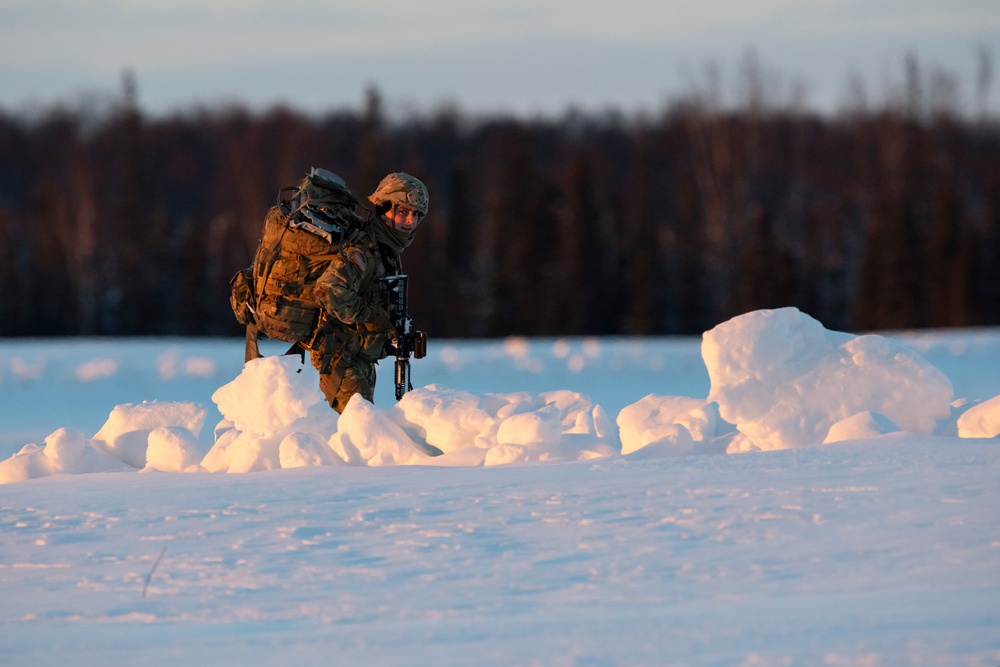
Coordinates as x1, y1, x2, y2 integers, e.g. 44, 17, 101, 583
42, 427, 89, 470
390, 387, 618, 463
617, 395, 720, 455
956, 394, 1000, 439
92, 401, 208, 468
0, 443, 55, 483
390, 387, 507, 454
145, 427, 207, 472
624, 424, 696, 459
534, 391, 619, 459
279, 432, 345, 468
224, 432, 281, 474
200, 399, 340, 474
330, 395, 434, 466
489, 393, 619, 462
497, 405, 563, 449
724, 431, 760, 454
703, 308, 954, 450
200, 427, 241, 473
484, 443, 534, 466
539, 390, 617, 441
823, 411, 900, 443
212, 355, 323, 437
0, 429, 129, 484
286, 399, 341, 440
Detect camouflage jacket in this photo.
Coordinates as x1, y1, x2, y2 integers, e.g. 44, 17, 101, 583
312, 216, 403, 363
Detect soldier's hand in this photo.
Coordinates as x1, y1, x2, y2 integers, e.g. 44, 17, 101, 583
382, 331, 398, 357
369, 306, 392, 332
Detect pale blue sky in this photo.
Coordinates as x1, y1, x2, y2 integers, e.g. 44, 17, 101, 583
2, 0, 997, 117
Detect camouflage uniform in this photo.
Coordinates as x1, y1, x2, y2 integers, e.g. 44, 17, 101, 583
309, 215, 402, 412
309, 172, 428, 412
233, 169, 427, 413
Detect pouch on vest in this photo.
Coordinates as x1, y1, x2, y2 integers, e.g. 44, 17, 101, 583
229, 267, 254, 326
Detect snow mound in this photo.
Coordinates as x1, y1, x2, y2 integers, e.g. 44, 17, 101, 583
92, 401, 207, 468
279, 432, 344, 469
823, 411, 900, 443
145, 426, 208, 472
201, 405, 340, 474
0, 401, 209, 483
202, 363, 623, 472
617, 395, 721, 456
0, 428, 132, 484
330, 394, 434, 466
703, 307, 954, 450
4, 307, 993, 485
390, 387, 619, 465
212, 355, 324, 437
389, 386, 504, 453
956, 394, 1000, 438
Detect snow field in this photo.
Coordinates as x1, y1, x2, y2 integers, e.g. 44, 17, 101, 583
1, 438, 997, 666
1, 307, 999, 665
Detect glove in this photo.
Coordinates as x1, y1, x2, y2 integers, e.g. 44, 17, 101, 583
368, 306, 392, 332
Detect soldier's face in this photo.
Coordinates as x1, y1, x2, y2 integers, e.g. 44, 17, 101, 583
383, 205, 423, 235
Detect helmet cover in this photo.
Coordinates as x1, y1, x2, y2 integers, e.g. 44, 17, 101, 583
369, 172, 429, 216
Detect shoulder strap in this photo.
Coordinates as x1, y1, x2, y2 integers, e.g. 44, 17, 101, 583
245, 323, 260, 362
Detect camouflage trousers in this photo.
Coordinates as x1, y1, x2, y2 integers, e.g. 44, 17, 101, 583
309, 345, 377, 414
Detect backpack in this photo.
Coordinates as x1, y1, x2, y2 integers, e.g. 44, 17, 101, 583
231, 168, 366, 358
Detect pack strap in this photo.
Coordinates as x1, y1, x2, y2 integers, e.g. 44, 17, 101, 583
245, 323, 261, 363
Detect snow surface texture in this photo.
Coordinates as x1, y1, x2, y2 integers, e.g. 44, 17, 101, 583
1, 308, 999, 666
2, 308, 996, 483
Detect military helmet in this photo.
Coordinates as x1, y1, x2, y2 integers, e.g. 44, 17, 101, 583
369, 172, 429, 216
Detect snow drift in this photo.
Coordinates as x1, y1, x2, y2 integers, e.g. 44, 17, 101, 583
703, 307, 956, 450
2, 307, 997, 484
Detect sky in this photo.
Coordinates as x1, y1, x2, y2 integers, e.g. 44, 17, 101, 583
2, 0, 999, 118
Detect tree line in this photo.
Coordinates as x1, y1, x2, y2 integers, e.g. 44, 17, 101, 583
1, 66, 999, 340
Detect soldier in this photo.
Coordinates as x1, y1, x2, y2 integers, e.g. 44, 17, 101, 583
309, 172, 429, 412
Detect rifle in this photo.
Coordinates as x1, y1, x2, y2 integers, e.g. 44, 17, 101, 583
383, 274, 427, 400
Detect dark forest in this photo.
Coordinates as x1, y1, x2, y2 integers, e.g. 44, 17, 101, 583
2, 62, 999, 340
